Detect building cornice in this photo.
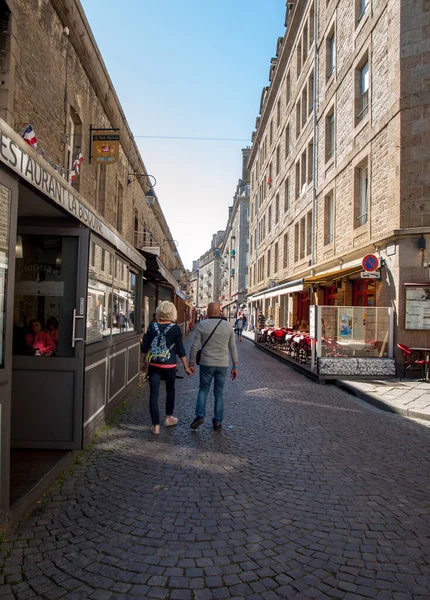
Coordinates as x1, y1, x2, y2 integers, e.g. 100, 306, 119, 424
248, 1, 308, 168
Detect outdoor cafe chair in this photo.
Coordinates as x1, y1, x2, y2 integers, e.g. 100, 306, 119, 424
397, 343, 428, 380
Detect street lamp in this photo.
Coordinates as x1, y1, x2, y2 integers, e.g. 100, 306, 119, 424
127, 173, 156, 186
164, 238, 179, 258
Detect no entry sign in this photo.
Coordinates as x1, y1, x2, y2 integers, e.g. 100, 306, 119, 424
362, 254, 380, 272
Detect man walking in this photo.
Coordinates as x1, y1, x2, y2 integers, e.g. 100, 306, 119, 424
189, 302, 238, 431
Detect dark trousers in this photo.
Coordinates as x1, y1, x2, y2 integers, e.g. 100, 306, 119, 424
148, 365, 176, 425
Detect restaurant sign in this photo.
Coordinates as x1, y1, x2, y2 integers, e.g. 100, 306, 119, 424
405, 285, 430, 330
0, 119, 145, 270
91, 129, 120, 164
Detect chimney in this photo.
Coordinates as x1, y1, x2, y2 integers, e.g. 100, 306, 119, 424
242, 147, 251, 184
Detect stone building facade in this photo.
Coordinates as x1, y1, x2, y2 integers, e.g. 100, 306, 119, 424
220, 148, 251, 322
0, 0, 186, 525
197, 232, 225, 312
247, 0, 430, 350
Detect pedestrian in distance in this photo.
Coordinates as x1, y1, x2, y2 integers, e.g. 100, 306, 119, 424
141, 301, 192, 435
234, 315, 244, 342
257, 311, 266, 329
188, 302, 238, 432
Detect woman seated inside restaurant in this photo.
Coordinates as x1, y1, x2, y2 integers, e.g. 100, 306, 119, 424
45, 316, 59, 349
25, 318, 56, 356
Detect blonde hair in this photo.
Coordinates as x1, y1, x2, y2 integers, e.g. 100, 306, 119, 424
156, 301, 177, 322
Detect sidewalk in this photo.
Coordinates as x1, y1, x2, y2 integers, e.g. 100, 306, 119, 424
337, 377, 430, 421
243, 331, 430, 422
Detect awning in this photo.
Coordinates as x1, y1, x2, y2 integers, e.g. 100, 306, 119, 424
304, 265, 363, 285
404, 282, 430, 287
156, 258, 180, 291
175, 289, 186, 300
249, 279, 304, 302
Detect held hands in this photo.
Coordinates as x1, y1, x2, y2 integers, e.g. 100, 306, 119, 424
231, 368, 238, 381
185, 365, 195, 377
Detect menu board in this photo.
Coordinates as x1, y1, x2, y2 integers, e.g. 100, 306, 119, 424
405, 286, 430, 330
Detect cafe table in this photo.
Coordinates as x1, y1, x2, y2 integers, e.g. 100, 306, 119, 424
410, 347, 430, 381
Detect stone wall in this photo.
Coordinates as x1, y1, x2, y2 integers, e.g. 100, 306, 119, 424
248, 0, 403, 294
1, 0, 181, 272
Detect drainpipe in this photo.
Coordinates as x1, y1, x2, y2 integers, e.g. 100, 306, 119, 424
311, 0, 318, 268
310, 0, 318, 370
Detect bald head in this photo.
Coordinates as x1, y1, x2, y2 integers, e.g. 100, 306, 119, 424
207, 302, 221, 317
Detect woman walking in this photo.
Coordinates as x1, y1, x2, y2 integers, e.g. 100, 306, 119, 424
141, 301, 192, 434
234, 315, 244, 342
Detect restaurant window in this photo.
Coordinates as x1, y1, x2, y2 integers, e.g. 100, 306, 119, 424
324, 285, 337, 306
0, 183, 10, 368
13, 234, 75, 357
353, 279, 376, 307
87, 241, 114, 343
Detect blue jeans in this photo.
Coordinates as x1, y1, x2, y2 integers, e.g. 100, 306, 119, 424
196, 365, 228, 423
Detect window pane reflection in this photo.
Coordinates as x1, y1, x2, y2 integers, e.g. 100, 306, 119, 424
87, 243, 113, 343
0, 183, 10, 368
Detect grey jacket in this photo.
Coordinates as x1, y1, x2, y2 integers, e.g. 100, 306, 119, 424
190, 318, 238, 367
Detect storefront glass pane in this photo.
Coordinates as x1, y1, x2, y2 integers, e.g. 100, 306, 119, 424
112, 257, 135, 336
87, 242, 113, 343
0, 183, 11, 368
320, 306, 391, 358
13, 234, 76, 357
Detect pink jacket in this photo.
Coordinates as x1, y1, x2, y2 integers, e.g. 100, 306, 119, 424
25, 331, 56, 356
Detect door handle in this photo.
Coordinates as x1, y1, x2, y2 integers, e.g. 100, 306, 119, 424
72, 308, 85, 348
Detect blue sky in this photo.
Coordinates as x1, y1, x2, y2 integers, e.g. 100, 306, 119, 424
81, 0, 286, 270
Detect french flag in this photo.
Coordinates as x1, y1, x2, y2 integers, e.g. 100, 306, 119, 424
22, 125, 37, 148
73, 149, 84, 175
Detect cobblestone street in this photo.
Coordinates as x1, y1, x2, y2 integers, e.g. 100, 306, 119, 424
1, 340, 430, 600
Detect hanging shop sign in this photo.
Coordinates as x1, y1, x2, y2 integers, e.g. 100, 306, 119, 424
0, 119, 145, 270
90, 126, 120, 164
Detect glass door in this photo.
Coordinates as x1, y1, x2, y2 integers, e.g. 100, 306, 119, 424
0, 170, 18, 521
11, 227, 89, 450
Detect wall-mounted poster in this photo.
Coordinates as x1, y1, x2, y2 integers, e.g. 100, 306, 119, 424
405, 286, 430, 330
